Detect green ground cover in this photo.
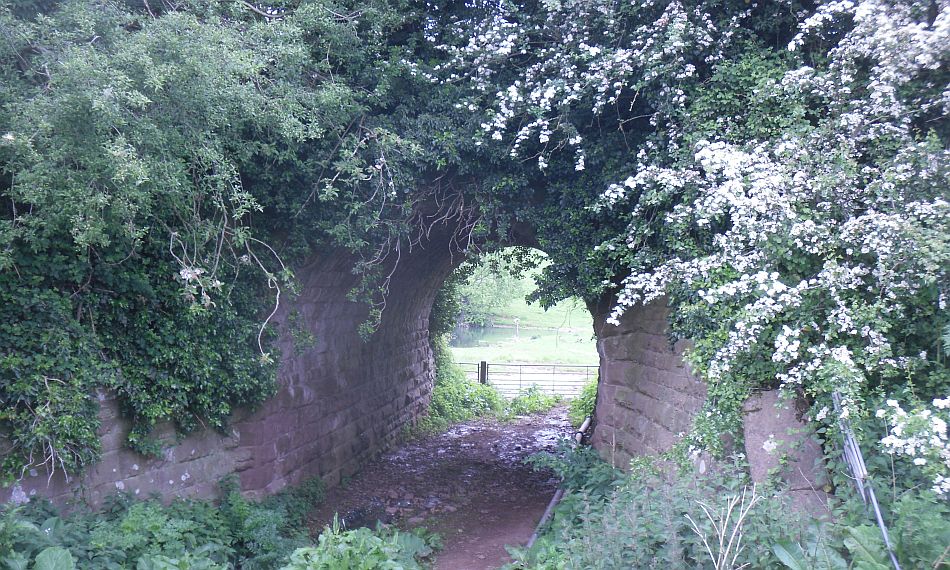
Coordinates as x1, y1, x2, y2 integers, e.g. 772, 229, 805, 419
449, 329, 597, 366
449, 266, 599, 365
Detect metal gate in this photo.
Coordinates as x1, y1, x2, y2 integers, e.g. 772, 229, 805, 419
458, 362, 598, 398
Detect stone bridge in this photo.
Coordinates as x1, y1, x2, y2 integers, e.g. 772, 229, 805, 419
1, 225, 822, 509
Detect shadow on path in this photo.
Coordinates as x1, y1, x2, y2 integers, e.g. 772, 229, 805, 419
307, 407, 571, 569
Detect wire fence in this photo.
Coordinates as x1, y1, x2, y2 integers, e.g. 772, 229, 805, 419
458, 361, 598, 399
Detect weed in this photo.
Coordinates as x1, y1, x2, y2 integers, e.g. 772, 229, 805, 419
567, 377, 597, 428
504, 386, 560, 418
279, 518, 438, 570
409, 335, 504, 436
0, 476, 327, 570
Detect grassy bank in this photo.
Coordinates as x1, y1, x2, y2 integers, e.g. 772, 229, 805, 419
450, 268, 598, 365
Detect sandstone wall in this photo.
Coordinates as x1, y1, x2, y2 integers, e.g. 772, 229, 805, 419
2, 240, 455, 507
590, 299, 829, 512
589, 298, 707, 468
3, 249, 829, 510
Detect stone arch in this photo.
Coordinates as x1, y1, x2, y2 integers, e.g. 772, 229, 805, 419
1, 214, 711, 506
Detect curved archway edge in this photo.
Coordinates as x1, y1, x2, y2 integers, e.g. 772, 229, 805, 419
1, 224, 817, 508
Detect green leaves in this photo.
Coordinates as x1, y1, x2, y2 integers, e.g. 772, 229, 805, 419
0, 0, 391, 480
31, 548, 75, 570
280, 520, 435, 570
843, 527, 892, 570
0, 477, 328, 568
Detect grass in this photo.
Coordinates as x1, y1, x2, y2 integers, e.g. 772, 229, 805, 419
488, 295, 592, 330
449, 330, 597, 365
450, 267, 599, 365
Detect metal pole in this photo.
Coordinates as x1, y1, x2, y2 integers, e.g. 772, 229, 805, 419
833, 392, 901, 570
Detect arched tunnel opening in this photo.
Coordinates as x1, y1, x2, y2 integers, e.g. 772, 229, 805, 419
213, 218, 708, 567
2, 212, 708, 535
2, 1, 941, 567
444, 246, 599, 377
285, 239, 610, 567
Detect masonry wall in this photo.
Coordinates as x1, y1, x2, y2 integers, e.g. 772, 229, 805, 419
590, 299, 830, 514
590, 298, 708, 468
3, 250, 826, 509
1, 239, 456, 507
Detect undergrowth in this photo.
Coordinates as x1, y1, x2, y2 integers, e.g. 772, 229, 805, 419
1, 475, 444, 570
504, 386, 561, 419
507, 446, 950, 569
567, 377, 597, 428
0, 476, 325, 570
281, 518, 439, 570
409, 335, 504, 435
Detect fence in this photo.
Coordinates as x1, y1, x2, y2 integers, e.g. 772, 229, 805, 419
457, 361, 598, 399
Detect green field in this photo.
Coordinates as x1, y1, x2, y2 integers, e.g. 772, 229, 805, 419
449, 272, 599, 365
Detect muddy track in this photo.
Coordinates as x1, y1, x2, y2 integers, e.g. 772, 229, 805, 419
307, 407, 571, 569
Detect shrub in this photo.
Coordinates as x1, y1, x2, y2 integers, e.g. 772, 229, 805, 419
0, 476, 327, 570
511, 447, 950, 570
509, 456, 833, 569
279, 519, 437, 570
505, 386, 560, 418
567, 377, 597, 428
411, 335, 504, 435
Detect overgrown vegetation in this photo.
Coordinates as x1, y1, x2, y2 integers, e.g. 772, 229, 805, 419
419, 269, 564, 435
0, 475, 446, 569
443, 0, 950, 493
282, 519, 439, 570
510, 447, 950, 569
504, 386, 560, 419
452, 250, 538, 328
0, 476, 323, 569
1, 0, 947, 551
409, 335, 504, 435
567, 377, 597, 428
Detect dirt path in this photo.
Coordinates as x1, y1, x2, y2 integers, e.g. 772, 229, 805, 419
307, 407, 570, 569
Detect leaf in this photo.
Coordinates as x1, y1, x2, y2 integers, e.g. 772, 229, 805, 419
40, 517, 63, 536
843, 527, 891, 570
2, 553, 31, 570
32, 547, 75, 570
773, 541, 809, 570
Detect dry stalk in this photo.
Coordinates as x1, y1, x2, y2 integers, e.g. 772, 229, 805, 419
685, 484, 760, 570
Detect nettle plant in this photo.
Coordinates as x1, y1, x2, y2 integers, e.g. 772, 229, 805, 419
444, 0, 950, 492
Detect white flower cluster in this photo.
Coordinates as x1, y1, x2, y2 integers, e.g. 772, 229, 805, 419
441, 0, 950, 468
878, 398, 950, 496
603, 2, 949, 430
437, 0, 748, 171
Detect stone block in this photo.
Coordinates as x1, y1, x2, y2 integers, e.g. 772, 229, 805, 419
743, 390, 830, 515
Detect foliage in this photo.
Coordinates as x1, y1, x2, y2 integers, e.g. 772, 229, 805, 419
410, 335, 503, 435
442, 0, 950, 490
567, 377, 597, 428
526, 443, 620, 499
504, 386, 560, 418
0, 476, 325, 570
516, 447, 950, 570
0, 0, 347, 480
0, 497, 233, 570
454, 249, 540, 327
876, 397, 950, 496
1, 0, 948, 507
279, 518, 437, 570
509, 458, 836, 569
0, 0, 489, 482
